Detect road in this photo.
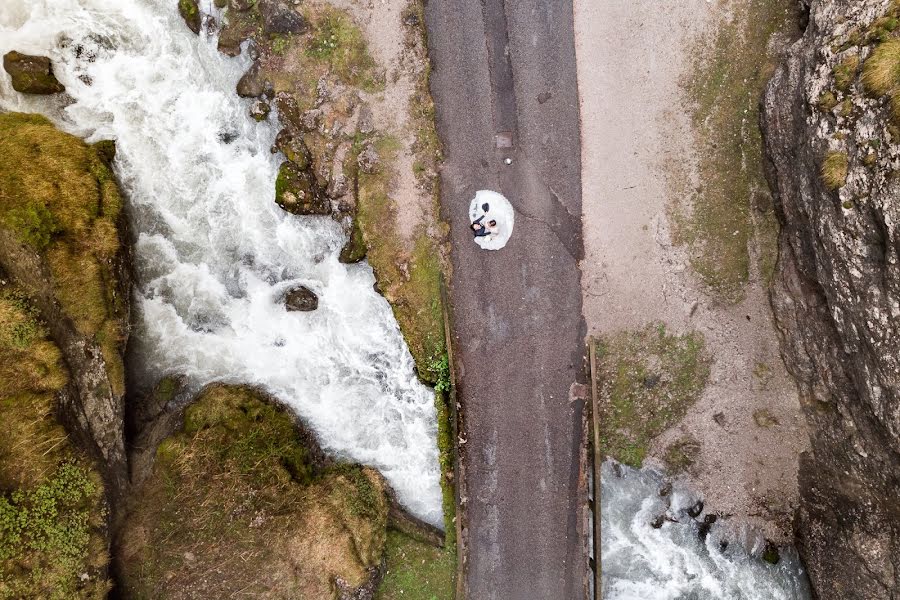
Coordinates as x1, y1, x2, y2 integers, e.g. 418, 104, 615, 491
424, 2, 587, 598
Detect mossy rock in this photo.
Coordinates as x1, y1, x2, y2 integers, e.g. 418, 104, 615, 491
275, 160, 331, 216
339, 215, 367, 263
0, 287, 110, 598
177, 0, 201, 34
2, 51, 65, 95
0, 112, 127, 395
118, 384, 390, 598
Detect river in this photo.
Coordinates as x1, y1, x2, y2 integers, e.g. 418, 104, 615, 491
601, 461, 813, 600
0, 0, 442, 527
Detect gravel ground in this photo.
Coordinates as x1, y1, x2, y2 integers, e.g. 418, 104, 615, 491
575, 0, 810, 542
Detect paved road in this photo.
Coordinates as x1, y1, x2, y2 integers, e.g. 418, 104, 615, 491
424, 2, 587, 598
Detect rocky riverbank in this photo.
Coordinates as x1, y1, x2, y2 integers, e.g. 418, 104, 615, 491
762, 0, 900, 597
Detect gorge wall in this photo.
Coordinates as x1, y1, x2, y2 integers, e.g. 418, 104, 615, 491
762, 0, 900, 597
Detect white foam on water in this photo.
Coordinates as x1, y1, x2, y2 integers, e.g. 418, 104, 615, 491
601, 460, 813, 600
0, 0, 442, 527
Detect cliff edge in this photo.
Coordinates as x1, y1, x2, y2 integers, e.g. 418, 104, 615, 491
762, 1, 900, 597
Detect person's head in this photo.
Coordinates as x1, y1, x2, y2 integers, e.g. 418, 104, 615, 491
472, 222, 483, 231
488, 220, 497, 227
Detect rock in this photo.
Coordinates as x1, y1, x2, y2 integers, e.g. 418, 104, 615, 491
357, 144, 381, 174
356, 104, 374, 134
537, 91, 552, 104
92, 139, 116, 167
229, 0, 253, 10
283, 286, 318, 311
649, 514, 666, 529
300, 108, 323, 132
249, 99, 270, 121
274, 128, 311, 169
217, 29, 244, 57
339, 216, 366, 264
697, 513, 717, 541
274, 161, 330, 216
686, 499, 703, 519
177, 0, 201, 34
2, 51, 65, 94
258, 0, 309, 36
761, 1, 900, 597
236, 62, 265, 98
712, 412, 726, 427
213, 0, 227, 7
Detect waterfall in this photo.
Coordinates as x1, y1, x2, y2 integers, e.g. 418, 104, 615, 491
0, 0, 442, 527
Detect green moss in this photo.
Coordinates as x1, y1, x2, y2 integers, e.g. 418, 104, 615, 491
817, 90, 838, 112
0, 290, 109, 599
357, 137, 446, 385
377, 530, 455, 600
0, 113, 126, 383
662, 435, 701, 474
593, 324, 711, 467
677, 0, 798, 303
120, 385, 390, 598
434, 391, 455, 547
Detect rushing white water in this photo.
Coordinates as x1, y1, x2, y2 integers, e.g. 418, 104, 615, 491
601, 461, 812, 600
0, 0, 442, 526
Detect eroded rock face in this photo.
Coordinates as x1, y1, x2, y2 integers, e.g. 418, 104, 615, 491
761, 1, 900, 597
2, 51, 65, 94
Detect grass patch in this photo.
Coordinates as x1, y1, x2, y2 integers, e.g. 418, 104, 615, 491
677, 0, 799, 302
0, 113, 126, 396
821, 151, 849, 189
834, 55, 860, 92
862, 33, 900, 123
662, 435, 701, 474
377, 530, 455, 600
119, 384, 390, 598
593, 324, 711, 467
0, 288, 110, 599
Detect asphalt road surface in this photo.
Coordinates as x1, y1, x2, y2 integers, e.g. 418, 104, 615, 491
425, 2, 587, 598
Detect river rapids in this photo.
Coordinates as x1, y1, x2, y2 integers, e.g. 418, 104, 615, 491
0, 0, 442, 527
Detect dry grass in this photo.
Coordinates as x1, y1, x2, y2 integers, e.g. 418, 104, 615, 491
821, 151, 850, 190
0, 288, 110, 599
862, 38, 900, 95
118, 385, 390, 599
0, 112, 126, 396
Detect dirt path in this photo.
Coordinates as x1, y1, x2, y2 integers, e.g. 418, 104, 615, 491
575, 0, 809, 542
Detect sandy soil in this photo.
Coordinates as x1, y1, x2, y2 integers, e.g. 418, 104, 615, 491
574, 0, 809, 542
326, 0, 434, 245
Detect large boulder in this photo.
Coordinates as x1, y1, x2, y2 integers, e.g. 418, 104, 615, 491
258, 0, 309, 36
274, 161, 331, 216
761, 1, 900, 597
2, 51, 65, 94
